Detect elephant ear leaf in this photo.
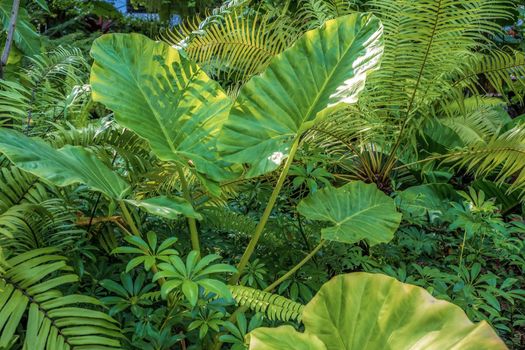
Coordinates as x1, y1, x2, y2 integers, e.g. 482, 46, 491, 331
125, 196, 202, 220
0, 129, 130, 199
90, 33, 233, 182
218, 13, 383, 177
248, 273, 507, 350
297, 181, 401, 246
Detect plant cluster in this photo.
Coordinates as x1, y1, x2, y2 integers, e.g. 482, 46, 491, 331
0, 0, 524, 349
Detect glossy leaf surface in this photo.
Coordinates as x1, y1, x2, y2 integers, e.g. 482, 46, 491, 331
0, 129, 129, 199
218, 13, 383, 176
248, 273, 507, 350
297, 181, 401, 245
90, 33, 232, 181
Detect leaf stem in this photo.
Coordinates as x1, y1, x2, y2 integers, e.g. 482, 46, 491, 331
118, 201, 141, 237
176, 165, 200, 253
230, 137, 301, 284
264, 240, 325, 292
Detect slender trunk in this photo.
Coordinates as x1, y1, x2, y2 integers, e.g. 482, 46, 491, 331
0, 0, 20, 79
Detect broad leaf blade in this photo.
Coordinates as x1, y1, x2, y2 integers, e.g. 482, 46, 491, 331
126, 196, 202, 220
0, 129, 129, 199
218, 13, 383, 177
297, 181, 401, 245
90, 33, 232, 181
249, 273, 506, 350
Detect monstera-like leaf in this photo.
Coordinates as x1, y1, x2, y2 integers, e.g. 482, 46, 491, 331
218, 13, 383, 177
90, 33, 232, 181
248, 273, 507, 350
0, 129, 129, 199
297, 181, 401, 245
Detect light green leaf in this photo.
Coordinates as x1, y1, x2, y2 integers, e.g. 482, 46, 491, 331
248, 326, 326, 350
218, 13, 383, 177
0, 129, 130, 199
90, 33, 233, 181
182, 280, 199, 306
249, 273, 507, 350
125, 196, 202, 220
297, 181, 401, 245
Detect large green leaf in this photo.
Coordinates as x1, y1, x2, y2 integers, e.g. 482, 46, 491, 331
218, 13, 383, 177
0, 129, 129, 199
90, 33, 232, 181
297, 181, 401, 245
248, 273, 507, 350
125, 196, 202, 220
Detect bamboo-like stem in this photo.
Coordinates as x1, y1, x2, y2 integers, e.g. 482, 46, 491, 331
118, 201, 142, 237
264, 240, 325, 292
176, 165, 200, 253
230, 137, 301, 284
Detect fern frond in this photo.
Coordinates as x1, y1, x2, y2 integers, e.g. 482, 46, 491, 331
162, 6, 299, 92
0, 248, 122, 349
453, 49, 525, 102
0, 166, 50, 211
363, 0, 513, 117
229, 285, 304, 321
0, 47, 89, 134
297, 0, 356, 29
443, 123, 525, 198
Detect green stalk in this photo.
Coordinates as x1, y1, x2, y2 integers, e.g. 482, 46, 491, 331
458, 230, 468, 273
230, 137, 301, 284
213, 239, 324, 350
264, 240, 325, 292
118, 201, 141, 237
176, 165, 200, 254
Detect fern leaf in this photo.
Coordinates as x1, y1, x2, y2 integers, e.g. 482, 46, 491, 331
229, 285, 304, 322
0, 248, 122, 349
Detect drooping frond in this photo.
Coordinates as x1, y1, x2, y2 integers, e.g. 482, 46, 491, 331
0, 47, 89, 134
0, 248, 122, 349
229, 285, 304, 321
452, 49, 525, 102
442, 123, 525, 198
363, 0, 513, 119
297, 0, 356, 29
162, 6, 299, 92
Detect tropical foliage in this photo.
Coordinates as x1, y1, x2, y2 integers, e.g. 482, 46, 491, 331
0, 0, 524, 349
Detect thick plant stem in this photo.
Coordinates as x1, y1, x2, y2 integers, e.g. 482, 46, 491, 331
118, 201, 141, 237
264, 240, 325, 292
176, 165, 200, 254
230, 138, 301, 284
0, 0, 20, 79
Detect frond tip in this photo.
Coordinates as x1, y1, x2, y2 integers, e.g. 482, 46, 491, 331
443, 123, 525, 198
230, 285, 304, 322
0, 248, 122, 349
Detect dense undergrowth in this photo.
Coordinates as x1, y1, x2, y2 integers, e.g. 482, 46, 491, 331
0, 0, 524, 349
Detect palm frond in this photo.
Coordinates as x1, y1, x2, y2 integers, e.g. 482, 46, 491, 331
0, 248, 122, 349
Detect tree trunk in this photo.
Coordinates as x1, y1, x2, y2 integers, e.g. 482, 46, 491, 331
0, 0, 21, 79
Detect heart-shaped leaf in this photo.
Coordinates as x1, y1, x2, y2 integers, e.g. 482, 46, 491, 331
248, 273, 506, 350
297, 181, 401, 245
218, 13, 383, 177
90, 33, 233, 181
